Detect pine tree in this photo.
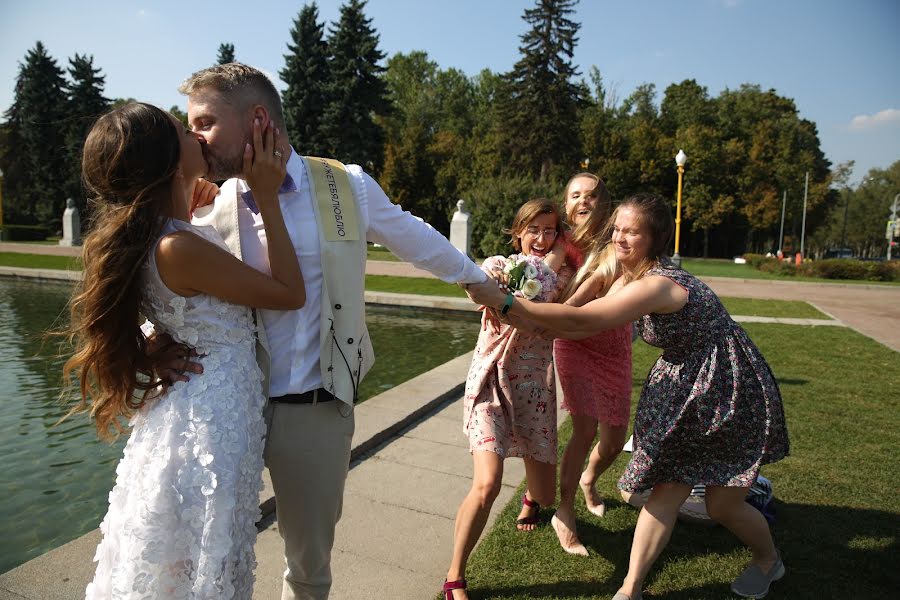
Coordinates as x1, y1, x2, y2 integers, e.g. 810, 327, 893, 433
217, 43, 236, 64
504, 0, 584, 180
65, 53, 109, 214
3, 42, 69, 228
321, 0, 390, 171
280, 2, 330, 156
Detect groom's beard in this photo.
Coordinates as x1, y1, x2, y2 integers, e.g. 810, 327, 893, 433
205, 141, 247, 182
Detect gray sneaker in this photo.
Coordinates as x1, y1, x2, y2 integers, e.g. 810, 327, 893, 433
611, 593, 641, 600
730, 551, 785, 598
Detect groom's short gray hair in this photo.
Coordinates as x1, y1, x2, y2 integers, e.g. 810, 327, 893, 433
179, 62, 285, 126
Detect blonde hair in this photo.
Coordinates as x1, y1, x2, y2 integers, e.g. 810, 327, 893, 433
503, 198, 563, 252
178, 62, 285, 128
563, 172, 612, 255
559, 173, 616, 301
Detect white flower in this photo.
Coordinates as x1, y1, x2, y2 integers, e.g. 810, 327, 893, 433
524, 263, 538, 279
503, 259, 517, 274
521, 278, 542, 299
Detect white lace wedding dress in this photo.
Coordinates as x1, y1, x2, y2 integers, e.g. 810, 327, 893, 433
86, 220, 266, 599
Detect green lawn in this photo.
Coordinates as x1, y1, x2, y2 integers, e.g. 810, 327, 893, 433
454, 324, 899, 599
367, 245, 403, 262
3, 254, 829, 319
682, 258, 900, 286
0, 252, 80, 270
365, 274, 468, 298
718, 297, 829, 320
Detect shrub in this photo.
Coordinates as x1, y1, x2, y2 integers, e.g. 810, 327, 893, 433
743, 253, 768, 268
807, 259, 869, 281
0, 224, 51, 242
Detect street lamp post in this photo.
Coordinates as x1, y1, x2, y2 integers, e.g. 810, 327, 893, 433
672, 149, 687, 267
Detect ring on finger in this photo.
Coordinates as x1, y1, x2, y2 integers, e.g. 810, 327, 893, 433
273, 150, 283, 158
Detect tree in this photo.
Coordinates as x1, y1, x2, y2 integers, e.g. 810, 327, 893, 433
503, 0, 584, 181
65, 53, 109, 214
280, 2, 330, 156
321, 0, 390, 171
216, 43, 235, 65
3, 42, 69, 228
169, 105, 188, 127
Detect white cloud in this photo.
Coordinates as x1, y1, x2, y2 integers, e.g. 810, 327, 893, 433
848, 108, 900, 132
137, 9, 149, 18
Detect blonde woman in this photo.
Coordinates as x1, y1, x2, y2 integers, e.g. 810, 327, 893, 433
551, 173, 633, 556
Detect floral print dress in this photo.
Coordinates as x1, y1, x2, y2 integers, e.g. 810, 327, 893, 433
463, 256, 572, 465
619, 262, 790, 493
86, 220, 266, 599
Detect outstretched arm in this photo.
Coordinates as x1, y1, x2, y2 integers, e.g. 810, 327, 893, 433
466, 274, 687, 336
361, 172, 487, 285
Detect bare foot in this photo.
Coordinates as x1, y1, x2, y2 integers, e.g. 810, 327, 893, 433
515, 497, 540, 532
579, 475, 606, 517
551, 511, 589, 556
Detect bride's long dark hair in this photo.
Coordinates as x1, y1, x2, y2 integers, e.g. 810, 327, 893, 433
63, 102, 180, 440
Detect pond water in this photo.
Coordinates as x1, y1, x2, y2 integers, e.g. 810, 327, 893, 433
0, 277, 478, 573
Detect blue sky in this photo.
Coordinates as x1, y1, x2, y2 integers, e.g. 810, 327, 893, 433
2, 0, 898, 184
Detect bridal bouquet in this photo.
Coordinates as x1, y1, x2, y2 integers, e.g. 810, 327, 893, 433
502, 254, 557, 302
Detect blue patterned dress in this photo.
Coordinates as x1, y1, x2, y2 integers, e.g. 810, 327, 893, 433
619, 262, 789, 493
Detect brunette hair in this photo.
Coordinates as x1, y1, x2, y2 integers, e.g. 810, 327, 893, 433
563, 172, 613, 255
62, 102, 180, 440
503, 198, 563, 252
608, 192, 675, 283
178, 62, 285, 128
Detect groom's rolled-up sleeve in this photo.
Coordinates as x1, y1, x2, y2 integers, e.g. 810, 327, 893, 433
352, 166, 487, 284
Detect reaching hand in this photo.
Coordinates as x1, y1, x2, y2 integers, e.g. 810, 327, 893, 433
243, 118, 287, 206
190, 178, 219, 214
465, 278, 507, 309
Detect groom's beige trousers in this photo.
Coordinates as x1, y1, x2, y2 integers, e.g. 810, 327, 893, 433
264, 400, 355, 600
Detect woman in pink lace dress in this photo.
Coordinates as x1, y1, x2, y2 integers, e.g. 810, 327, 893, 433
551, 173, 633, 556
442, 198, 572, 600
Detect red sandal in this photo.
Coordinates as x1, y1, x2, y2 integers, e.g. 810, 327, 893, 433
515, 493, 541, 528
442, 578, 467, 599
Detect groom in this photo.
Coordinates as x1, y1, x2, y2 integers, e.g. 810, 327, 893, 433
175, 63, 493, 599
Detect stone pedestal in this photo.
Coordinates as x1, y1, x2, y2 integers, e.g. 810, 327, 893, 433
59, 198, 82, 247
449, 199, 472, 258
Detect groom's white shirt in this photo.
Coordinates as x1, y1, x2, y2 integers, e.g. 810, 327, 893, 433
221, 151, 486, 398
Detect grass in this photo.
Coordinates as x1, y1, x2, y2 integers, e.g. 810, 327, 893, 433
454, 324, 899, 599
718, 297, 829, 320
367, 245, 403, 262
365, 274, 469, 298
0, 252, 81, 270
682, 258, 900, 286
2, 253, 830, 319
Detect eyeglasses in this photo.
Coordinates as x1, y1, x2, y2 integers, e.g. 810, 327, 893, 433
524, 227, 558, 239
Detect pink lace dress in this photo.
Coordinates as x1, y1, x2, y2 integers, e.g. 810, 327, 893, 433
463, 256, 572, 464
554, 246, 632, 427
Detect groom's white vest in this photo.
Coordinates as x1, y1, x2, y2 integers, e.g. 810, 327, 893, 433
194, 157, 374, 407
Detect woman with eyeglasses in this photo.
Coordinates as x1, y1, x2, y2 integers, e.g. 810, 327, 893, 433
442, 198, 573, 600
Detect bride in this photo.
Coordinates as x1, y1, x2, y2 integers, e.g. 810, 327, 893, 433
63, 102, 303, 598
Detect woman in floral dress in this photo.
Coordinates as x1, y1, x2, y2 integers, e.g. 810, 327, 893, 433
442, 198, 572, 600
466, 193, 790, 600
